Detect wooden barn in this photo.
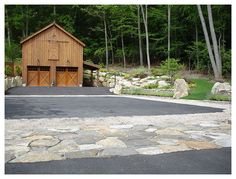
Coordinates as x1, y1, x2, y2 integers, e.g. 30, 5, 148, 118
21, 22, 99, 87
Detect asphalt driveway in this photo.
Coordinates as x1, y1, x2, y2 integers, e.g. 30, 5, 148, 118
5, 147, 231, 174
5, 96, 223, 119
6, 87, 114, 95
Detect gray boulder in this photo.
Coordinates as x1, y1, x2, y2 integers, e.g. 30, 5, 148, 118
10, 77, 17, 88
173, 79, 189, 99
5, 78, 10, 91
15, 76, 22, 86
211, 82, 231, 95
98, 76, 105, 82
113, 84, 122, 94
158, 80, 169, 88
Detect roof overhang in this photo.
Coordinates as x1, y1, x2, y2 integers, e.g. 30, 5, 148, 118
83, 61, 100, 70
20, 22, 85, 47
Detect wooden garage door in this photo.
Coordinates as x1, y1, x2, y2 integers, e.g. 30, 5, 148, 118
56, 67, 78, 87
27, 66, 50, 86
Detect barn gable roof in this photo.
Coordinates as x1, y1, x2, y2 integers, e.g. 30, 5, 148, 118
20, 22, 85, 47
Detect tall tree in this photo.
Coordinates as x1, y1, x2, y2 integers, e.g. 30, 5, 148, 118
103, 11, 109, 70
140, 5, 151, 70
137, 5, 143, 66
207, 5, 222, 77
197, 5, 222, 80
167, 5, 171, 60
5, 7, 11, 46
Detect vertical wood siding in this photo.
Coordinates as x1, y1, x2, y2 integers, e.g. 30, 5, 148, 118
22, 25, 84, 86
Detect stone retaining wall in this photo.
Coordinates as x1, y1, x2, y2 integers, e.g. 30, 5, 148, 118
5, 76, 23, 91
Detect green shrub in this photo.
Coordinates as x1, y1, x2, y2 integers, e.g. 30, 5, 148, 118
5, 42, 21, 61
129, 66, 149, 78
122, 87, 173, 97
100, 68, 108, 72
143, 83, 159, 89
5, 65, 13, 76
124, 73, 131, 79
208, 94, 231, 101
15, 66, 22, 76
151, 68, 163, 76
160, 58, 184, 80
221, 49, 231, 77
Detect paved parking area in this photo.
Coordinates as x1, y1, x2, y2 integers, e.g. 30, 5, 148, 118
5, 94, 231, 174
6, 87, 114, 95
5, 147, 231, 174
5, 96, 223, 119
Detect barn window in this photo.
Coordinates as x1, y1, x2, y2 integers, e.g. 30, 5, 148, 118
68, 67, 78, 72
28, 66, 38, 71
56, 67, 66, 72
40, 66, 50, 71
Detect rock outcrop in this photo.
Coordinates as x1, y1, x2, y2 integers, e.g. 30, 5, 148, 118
173, 79, 189, 99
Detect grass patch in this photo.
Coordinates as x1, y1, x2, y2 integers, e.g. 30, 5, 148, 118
183, 79, 214, 100
128, 67, 149, 78
122, 88, 173, 97
207, 94, 231, 101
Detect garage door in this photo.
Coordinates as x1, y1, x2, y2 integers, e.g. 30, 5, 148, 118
56, 67, 78, 87
27, 66, 50, 86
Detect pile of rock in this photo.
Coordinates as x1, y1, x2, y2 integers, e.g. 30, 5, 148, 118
98, 72, 171, 89
5, 76, 23, 91
97, 72, 191, 98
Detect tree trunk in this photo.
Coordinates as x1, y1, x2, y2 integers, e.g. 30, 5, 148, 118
21, 7, 25, 37
108, 27, 115, 65
121, 32, 126, 68
26, 5, 29, 36
137, 5, 143, 66
5, 7, 11, 46
168, 5, 171, 60
196, 24, 199, 70
197, 5, 220, 80
104, 13, 109, 70
140, 5, 150, 70
53, 5, 56, 18
207, 5, 222, 78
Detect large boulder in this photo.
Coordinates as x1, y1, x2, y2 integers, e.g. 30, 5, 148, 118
211, 82, 231, 95
173, 79, 189, 99
120, 80, 132, 87
113, 84, 123, 95
5, 78, 10, 91
132, 78, 140, 82
15, 76, 22, 86
160, 75, 171, 80
98, 76, 105, 82
158, 80, 169, 88
10, 77, 17, 88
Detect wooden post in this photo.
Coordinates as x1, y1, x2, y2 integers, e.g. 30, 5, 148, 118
90, 70, 93, 86
97, 70, 99, 87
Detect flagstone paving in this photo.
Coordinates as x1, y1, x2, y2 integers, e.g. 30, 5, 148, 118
5, 97, 231, 163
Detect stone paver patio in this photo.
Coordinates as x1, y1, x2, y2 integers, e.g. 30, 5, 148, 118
5, 96, 231, 163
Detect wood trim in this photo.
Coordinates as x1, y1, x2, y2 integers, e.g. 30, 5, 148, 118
20, 22, 85, 47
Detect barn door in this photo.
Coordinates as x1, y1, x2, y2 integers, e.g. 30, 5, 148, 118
56, 67, 78, 87
27, 66, 50, 86
39, 67, 50, 86
67, 67, 78, 87
27, 66, 38, 86
56, 67, 67, 87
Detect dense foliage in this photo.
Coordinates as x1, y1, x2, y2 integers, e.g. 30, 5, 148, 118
5, 5, 231, 77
